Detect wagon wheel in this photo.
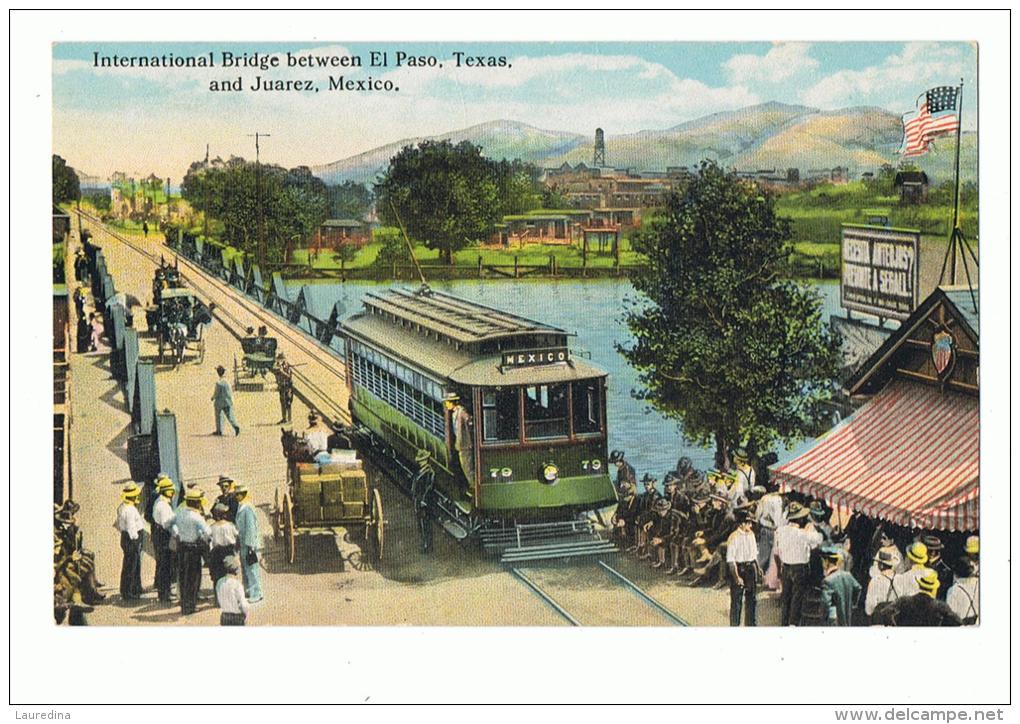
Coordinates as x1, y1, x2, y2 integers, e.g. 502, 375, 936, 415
366, 488, 384, 563
272, 487, 281, 540
195, 338, 206, 365
283, 492, 295, 565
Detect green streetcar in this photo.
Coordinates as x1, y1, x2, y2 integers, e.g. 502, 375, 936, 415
341, 286, 618, 552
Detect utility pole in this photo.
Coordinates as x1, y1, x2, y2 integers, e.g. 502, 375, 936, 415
246, 132, 271, 271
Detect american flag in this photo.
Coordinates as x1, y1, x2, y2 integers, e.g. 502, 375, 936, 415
900, 86, 960, 157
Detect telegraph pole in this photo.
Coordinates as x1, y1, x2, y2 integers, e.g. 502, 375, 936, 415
246, 132, 271, 271
203, 144, 210, 241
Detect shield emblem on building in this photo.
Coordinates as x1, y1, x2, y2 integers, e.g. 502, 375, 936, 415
932, 330, 955, 377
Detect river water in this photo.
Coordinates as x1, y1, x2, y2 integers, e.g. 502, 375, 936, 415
288, 278, 842, 482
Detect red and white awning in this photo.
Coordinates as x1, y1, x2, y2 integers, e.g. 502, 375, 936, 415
774, 381, 979, 532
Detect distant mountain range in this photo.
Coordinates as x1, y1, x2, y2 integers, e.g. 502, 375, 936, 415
310, 101, 976, 186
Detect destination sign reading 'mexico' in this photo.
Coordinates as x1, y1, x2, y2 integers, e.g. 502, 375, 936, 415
501, 348, 569, 369
841, 224, 921, 320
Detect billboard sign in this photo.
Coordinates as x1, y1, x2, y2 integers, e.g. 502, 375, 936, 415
840, 224, 921, 320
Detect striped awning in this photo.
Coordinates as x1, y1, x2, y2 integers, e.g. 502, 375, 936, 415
774, 381, 979, 532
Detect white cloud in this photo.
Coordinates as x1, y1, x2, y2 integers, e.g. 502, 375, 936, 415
725, 43, 818, 84
800, 42, 971, 109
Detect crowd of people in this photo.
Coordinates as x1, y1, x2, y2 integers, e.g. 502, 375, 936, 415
110, 474, 263, 625
53, 500, 106, 625
608, 450, 979, 627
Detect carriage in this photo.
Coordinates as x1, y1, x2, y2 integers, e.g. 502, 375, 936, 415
233, 334, 278, 390
147, 288, 213, 367
273, 429, 384, 569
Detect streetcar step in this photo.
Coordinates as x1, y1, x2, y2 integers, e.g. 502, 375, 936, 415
501, 541, 618, 563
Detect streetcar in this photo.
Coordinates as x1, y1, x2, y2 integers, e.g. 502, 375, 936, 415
341, 286, 617, 559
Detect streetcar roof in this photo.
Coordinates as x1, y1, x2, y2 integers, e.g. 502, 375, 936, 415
358, 287, 568, 345
343, 312, 606, 385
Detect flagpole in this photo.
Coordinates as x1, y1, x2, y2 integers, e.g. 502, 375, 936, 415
949, 78, 964, 284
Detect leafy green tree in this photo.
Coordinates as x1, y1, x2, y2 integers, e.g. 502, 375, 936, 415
619, 160, 842, 471
332, 243, 358, 270
84, 191, 111, 212
372, 227, 412, 268
375, 140, 501, 264
52, 155, 80, 204
327, 180, 373, 219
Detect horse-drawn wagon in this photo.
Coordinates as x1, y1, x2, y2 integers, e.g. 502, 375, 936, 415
274, 429, 384, 569
234, 331, 278, 390
147, 288, 214, 367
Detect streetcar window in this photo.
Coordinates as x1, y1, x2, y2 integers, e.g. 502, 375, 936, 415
523, 384, 568, 439
572, 380, 602, 434
481, 388, 520, 442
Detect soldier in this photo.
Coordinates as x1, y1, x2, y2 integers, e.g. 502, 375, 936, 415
646, 498, 674, 569
215, 476, 239, 522
611, 481, 639, 548
273, 353, 294, 424
873, 570, 961, 626
634, 474, 661, 557
609, 450, 637, 493
151, 477, 177, 603
207, 503, 239, 585
411, 449, 436, 554
115, 483, 145, 601
54, 500, 105, 603
216, 556, 251, 626
212, 365, 241, 436
726, 509, 760, 626
234, 485, 263, 603
173, 488, 211, 615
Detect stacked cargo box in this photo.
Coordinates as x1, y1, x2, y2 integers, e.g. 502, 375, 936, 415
292, 454, 366, 524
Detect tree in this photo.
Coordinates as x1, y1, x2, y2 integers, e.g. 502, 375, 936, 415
619, 160, 842, 471
327, 180, 373, 219
84, 191, 111, 212
332, 242, 358, 271
52, 155, 80, 204
375, 140, 501, 264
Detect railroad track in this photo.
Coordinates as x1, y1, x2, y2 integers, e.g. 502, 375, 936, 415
73, 210, 351, 425
510, 560, 689, 627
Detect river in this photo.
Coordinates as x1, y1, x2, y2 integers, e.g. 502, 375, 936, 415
287, 278, 843, 481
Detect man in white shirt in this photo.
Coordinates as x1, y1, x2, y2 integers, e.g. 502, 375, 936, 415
173, 488, 211, 615
892, 542, 932, 599
726, 510, 760, 626
151, 477, 177, 603
216, 556, 251, 626
946, 558, 979, 625
116, 483, 146, 600
755, 488, 785, 571
304, 413, 330, 459
774, 502, 823, 626
865, 549, 900, 620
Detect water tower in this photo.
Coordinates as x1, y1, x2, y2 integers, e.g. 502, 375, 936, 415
593, 128, 605, 167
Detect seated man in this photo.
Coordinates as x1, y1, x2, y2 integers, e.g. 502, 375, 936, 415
304, 413, 331, 462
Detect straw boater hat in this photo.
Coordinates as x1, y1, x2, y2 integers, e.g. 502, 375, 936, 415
917, 569, 940, 597
906, 541, 929, 565
965, 536, 980, 555
156, 477, 176, 493
233, 484, 249, 498
787, 502, 809, 520
121, 482, 141, 502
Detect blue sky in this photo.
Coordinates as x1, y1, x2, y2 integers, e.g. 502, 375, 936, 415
53, 41, 977, 180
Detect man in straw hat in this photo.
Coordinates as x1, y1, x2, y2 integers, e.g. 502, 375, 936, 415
173, 487, 211, 615
864, 549, 900, 621
216, 556, 251, 626
873, 569, 961, 626
234, 484, 263, 603
892, 541, 933, 600
774, 501, 823, 626
115, 483, 146, 600
726, 509, 760, 626
211, 364, 241, 436
151, 476, 178, 603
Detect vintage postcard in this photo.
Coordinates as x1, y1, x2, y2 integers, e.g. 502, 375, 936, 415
49, 37, 984, 634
